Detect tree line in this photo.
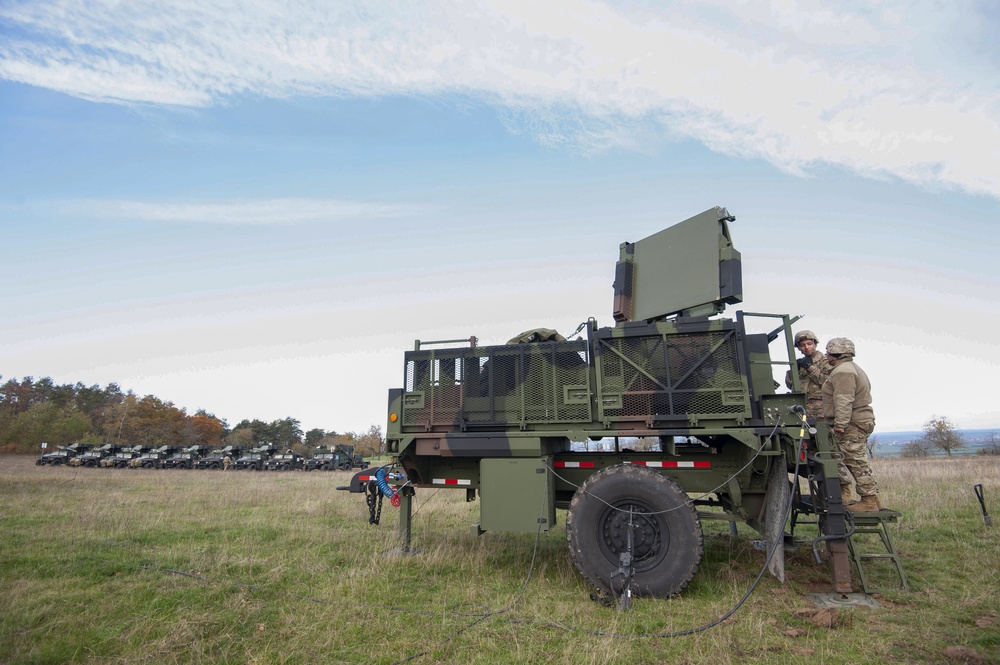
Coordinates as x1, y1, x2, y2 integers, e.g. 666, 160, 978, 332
0, 375, 384, 457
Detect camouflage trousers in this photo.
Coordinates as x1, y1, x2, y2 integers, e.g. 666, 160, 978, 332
834, 420, 878, 496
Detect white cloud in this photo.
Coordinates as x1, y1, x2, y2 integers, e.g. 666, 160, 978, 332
1, 1, 999, 196
41, 198, 423, 225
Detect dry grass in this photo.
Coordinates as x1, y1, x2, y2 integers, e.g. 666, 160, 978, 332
1, 455, 998, 664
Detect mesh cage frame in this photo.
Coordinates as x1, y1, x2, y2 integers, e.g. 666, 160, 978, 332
402, 340, 592, 429
595, 325, 751, 424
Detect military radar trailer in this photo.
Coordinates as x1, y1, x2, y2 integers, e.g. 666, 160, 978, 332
343, 207, 855, 599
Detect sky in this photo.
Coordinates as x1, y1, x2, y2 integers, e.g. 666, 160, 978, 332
2, 0, 999, 435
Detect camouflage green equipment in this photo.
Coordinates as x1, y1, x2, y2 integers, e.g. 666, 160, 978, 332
100, 444, 151, 468
36, 442, 90, 466
341, 207, 872, 599
306, 444, 370, 471
794, 330, 818, 346
234, 444, 277, 470
194, 445, 244, 470
827, 337, 856, 356
264, 449, 304, 471
162, 445, 211, 469
128, 445, 179, 469
68, 444, 124, 467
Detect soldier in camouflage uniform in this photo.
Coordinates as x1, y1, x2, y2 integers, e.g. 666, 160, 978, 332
784, 330, 831, 421
821, 337, 883, 512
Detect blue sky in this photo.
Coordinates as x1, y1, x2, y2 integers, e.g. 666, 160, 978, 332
2, 1, 998, 434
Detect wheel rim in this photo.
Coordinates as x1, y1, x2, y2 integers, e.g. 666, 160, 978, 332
597, 500, 668, 573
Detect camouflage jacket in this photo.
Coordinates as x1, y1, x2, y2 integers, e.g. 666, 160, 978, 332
821, 359, 875, 428
785, 350, 831, 402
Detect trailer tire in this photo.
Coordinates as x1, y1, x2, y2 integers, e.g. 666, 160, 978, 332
566, 464, 703, 598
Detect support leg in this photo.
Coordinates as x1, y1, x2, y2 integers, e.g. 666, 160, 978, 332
398, 486, 414, 552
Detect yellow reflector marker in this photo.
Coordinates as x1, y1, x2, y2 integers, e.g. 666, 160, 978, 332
389, 413, 398, 422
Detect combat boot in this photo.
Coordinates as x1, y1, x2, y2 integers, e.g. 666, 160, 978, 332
841, 485, 855, 507
847, 495, 883, 513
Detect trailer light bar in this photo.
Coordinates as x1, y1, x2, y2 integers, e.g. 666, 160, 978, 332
630, 460, 711, 469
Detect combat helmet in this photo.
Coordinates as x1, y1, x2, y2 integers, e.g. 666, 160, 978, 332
794, 330, 818, 346
826, 337, 856, 356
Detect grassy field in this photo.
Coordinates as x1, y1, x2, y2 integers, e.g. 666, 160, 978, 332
1, 456, 997, 664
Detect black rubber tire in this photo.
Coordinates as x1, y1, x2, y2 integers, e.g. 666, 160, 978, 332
565, 464, 703, 598
143, 462, 154, 468
280, 463, 290, 471
320, 464, 331, 471
340, 462, 352, 471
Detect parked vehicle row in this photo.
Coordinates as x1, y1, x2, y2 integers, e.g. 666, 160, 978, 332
36, 443, 370, 471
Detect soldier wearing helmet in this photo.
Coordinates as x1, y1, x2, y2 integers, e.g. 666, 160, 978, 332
784, 330, 831, 420
821, 337, 884, 512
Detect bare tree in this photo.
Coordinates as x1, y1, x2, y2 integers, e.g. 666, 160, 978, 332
979, 431, 1000, 456
866, 434, 880, 459
920, 416, 965, 457
902, 439, 932, 458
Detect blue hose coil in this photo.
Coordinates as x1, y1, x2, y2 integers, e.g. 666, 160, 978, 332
375, 467, 396, 498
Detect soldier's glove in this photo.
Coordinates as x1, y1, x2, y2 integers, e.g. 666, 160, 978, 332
797, 356, 813, 370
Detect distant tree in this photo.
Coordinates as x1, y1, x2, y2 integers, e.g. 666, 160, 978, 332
978, 432, 1000, 456
0, 402, 91, 452
626, 437, 659, 452
919, 416, 965, 457
866, 435, 880, 459
355, 425, 385, 457
187, 411, 226, 447
304, 428, 328, 447
225, 428, 256, 449
232, 419, 270, 444
267, 417, 303, 448
901, 439, 932, 458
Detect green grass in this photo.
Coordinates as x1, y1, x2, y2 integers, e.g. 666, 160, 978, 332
1, 456, 997, 664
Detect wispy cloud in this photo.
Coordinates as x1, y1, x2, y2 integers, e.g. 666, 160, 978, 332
48, 198, 423, 225
2, 1, 999, 198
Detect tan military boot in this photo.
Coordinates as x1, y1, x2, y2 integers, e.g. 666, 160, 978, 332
847, 495, 883, 512
841, 485, 855, 507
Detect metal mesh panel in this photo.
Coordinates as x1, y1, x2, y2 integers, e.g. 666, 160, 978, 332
402, 341, 591, 428
598, 329, 749, 421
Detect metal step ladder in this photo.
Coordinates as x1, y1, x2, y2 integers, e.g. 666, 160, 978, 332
846, 509, 909, 594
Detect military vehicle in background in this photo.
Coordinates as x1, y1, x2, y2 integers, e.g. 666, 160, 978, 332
162, 445, 211, 469
343, 207, 863, 600
128, 446, 179, 469
100, 445, 151, 468
264, 449, 304, 471
305, 444, 370, 471
36, 443, 91, 466
234, 444, 277, 470
194, 445, 244, 470
68, 444, 124, 467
